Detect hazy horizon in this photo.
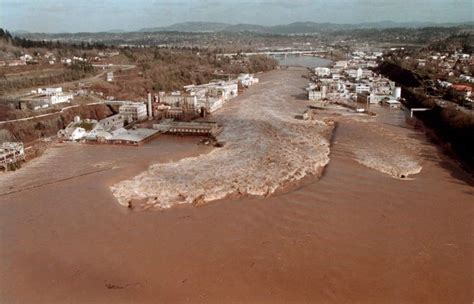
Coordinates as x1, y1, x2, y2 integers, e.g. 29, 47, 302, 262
1, 0, 473, 33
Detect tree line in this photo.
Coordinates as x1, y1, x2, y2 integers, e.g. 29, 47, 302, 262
0, 28, 108, 50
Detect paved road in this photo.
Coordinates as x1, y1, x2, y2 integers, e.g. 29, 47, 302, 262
1, 64, 136, 99
0, 102, 104, 125
0, 64, 137, 124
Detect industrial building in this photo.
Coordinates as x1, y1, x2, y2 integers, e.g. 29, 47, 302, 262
119, 103, 148, 122
238, 74, 259, 87
0, 142, 25, 172
153, 120, 222, 137
308, 85, 327, 101
104, 128, 160, 146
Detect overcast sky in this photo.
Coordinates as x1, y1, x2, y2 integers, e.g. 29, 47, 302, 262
1, 0, 472, 33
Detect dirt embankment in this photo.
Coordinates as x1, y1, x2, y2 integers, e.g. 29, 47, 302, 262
0, 104, 113, 143
376, 61, 474, 173
375, 61, 422, 88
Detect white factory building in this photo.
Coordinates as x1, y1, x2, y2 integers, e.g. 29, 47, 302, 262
196, 97, 224, 113
208, 82, 239, 101
119, 103, 148, 122
159, 95, 198, 108
308, 86, 327, 101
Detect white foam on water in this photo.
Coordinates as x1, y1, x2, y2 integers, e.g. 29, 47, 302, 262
110, 74, 333, 209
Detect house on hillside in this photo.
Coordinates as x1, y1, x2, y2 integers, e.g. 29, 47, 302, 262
451, 84, 472, 98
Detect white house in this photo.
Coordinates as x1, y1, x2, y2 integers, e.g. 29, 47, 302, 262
45, 87, 63, 95
20, 54, 33, 62
58, 126, 88, 141
107, 72, 114, 82
314, 67, 331, 77
50, 93, 73, 105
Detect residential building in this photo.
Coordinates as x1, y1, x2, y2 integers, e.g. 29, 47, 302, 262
314, 67, 331, 77
50, 93, 73, 105
44, 87, 63, 95
107, 72, 114, 82
451, 84, 472, 98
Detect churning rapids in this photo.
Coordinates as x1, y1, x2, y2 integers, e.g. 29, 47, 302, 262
110, 67, 423, 209
111, 70, 333, 209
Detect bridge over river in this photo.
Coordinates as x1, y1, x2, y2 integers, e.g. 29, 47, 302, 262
218, 50, 328, 58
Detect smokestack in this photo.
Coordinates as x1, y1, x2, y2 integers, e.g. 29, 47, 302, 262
394, 87, 402, 100
147, 92, 152, 120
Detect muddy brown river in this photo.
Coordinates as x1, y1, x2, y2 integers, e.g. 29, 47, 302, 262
0, 68, 472, 303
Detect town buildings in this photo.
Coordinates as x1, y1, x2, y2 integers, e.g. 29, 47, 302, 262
308, 52, 402, 107
19, 87, 73, 110
157, 79, 242, 116
55, 73, 260, 146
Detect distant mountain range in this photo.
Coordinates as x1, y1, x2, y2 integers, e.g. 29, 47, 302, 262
12, 21, 473, 36
138, 21, 473, 34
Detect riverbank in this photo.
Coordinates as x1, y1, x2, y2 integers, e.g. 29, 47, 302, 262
376, 61, 474, 174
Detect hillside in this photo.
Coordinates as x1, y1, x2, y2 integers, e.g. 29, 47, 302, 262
423, 34, 474, 53
140, 22, 230, 33
137, 21, 474, 34
1, 104, 114, 143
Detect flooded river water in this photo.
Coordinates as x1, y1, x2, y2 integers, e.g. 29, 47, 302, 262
0, 67, 472, 303
275, 54, 331, 68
